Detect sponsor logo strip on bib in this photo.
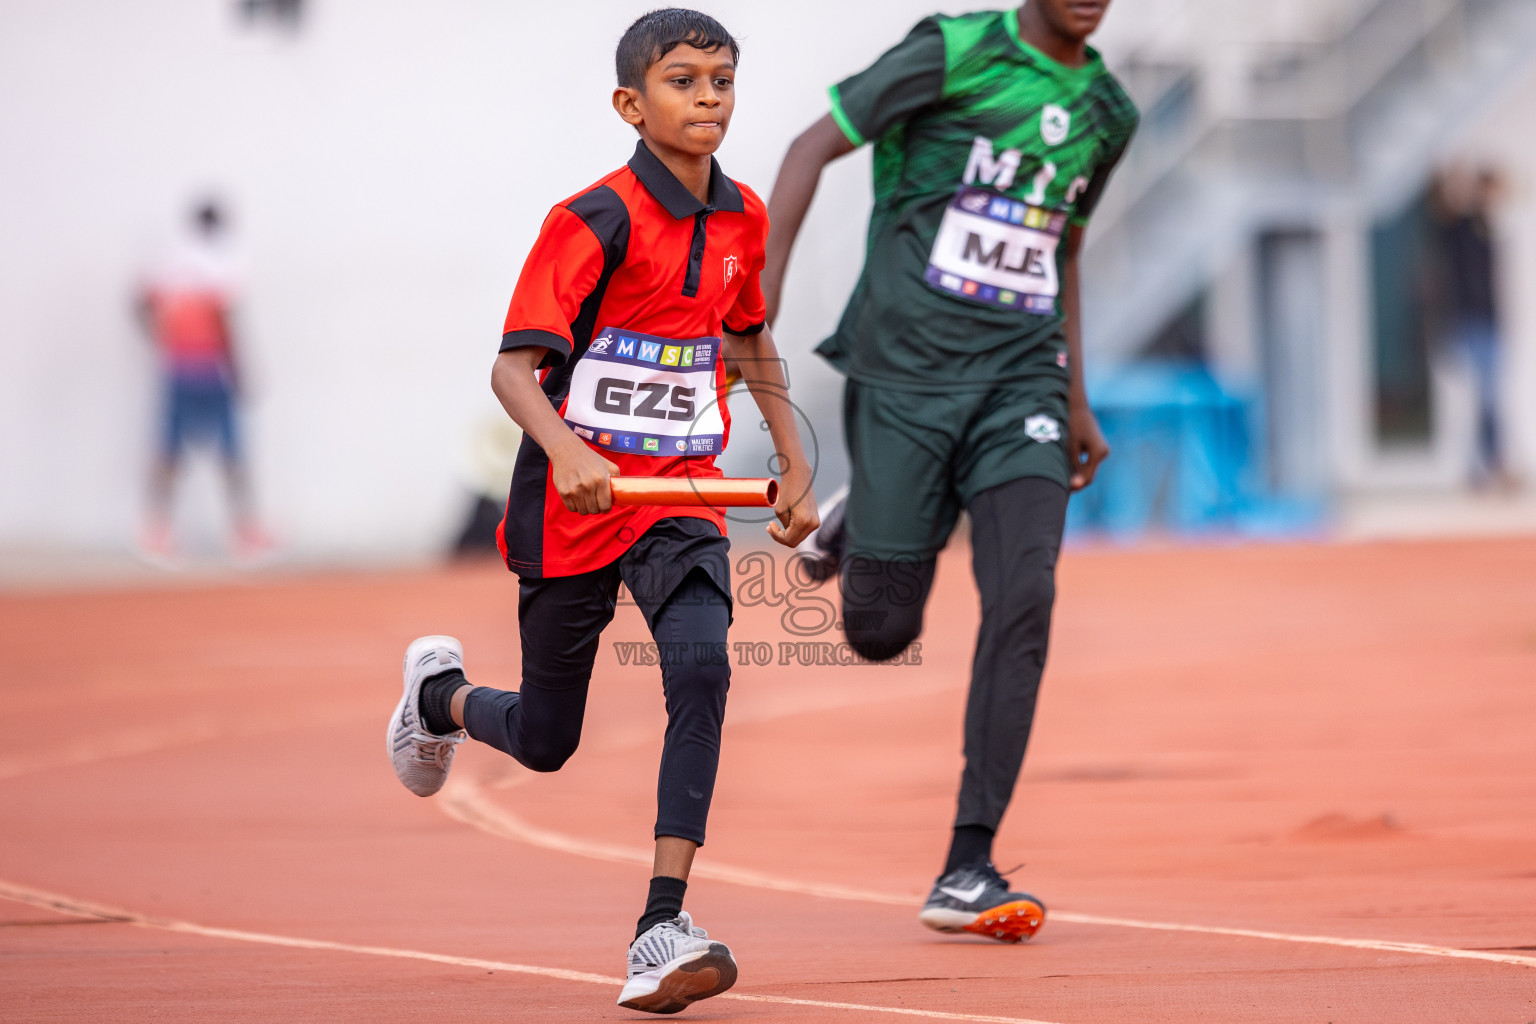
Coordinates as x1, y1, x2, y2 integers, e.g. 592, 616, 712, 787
925, 186, 1069, 313
564, 328, 724, 457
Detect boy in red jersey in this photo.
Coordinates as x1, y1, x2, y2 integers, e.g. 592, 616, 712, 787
385, 9, 817, 1015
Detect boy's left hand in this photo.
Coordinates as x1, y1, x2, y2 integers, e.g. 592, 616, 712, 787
767, 463, 818, 548
1067, 402, 1110, 492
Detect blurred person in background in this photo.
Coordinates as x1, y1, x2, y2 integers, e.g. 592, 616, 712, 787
137, 198, 272, 559
1429, 167, 1517, 492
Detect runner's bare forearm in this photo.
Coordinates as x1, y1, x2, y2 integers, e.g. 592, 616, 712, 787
723, 326, 818, 544
763, 115, 856, 324
722, 327, 808, 474
491, 348, 587, 461
1062, 227, 1088, 407
1060, 225, 1110, 490
492, 348, 617, 515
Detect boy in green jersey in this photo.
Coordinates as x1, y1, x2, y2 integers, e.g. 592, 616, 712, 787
763, 0, 1135, 942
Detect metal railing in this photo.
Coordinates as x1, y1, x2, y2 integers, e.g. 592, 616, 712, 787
1082, 0, 1536, 364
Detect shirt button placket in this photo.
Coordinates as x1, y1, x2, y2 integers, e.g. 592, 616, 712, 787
684, 206, 714, 297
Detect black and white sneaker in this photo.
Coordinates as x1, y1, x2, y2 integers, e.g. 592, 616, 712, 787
798, 483, 848, 583
618, 911, 738, 1014
917, 861, 1046, 943
386, 635, 466, 797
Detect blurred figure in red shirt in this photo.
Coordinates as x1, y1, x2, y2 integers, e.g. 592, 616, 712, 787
137, 199, 271, 559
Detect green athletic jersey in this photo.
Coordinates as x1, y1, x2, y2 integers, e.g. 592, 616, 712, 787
819, 8, 1138, 390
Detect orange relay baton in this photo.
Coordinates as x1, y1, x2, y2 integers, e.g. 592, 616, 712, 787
609, 477, 778, 507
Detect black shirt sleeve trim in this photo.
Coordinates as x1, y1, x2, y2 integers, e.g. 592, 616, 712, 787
724, 320, 766, 336
534, 186, 632, 402
500, 329, 573, 368
566, 186, 632, 260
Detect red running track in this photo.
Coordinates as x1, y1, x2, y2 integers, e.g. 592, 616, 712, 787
2, 536, 1535, 1022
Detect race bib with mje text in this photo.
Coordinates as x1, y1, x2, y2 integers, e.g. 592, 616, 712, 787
563, 328, 725, 457
924, 186, 1069, 313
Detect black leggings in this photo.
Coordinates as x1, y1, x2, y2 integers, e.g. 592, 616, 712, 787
840, 476, 1069, 831
463, 565, 731, 847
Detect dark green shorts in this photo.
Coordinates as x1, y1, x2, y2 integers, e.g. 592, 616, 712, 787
842, 346, 1070, 560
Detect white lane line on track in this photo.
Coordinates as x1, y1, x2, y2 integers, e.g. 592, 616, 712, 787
440, 776, 1536, 971
1045, 911, 1536, 969
0, 879, 1065, 1024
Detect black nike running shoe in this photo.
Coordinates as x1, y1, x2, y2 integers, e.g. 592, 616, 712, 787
918, 861, 1046, 943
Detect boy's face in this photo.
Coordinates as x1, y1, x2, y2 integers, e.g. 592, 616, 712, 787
613, 44, 735, 156
1028, 0, 1110, 41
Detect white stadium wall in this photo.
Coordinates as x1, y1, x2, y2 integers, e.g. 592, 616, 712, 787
2, 1, 1533, 561
0, 0, 964, 560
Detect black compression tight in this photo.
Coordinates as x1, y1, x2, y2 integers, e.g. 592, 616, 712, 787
461, 568, 730, 846
840, 476, 1069, 833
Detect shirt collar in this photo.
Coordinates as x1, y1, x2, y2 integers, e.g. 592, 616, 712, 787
628, 140, 744, 218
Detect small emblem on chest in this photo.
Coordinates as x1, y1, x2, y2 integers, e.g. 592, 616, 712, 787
723, 254, 738, 284
1041, 104, 1071, 146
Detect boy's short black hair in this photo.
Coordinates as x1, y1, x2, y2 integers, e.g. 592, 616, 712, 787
616, 8, 739, 91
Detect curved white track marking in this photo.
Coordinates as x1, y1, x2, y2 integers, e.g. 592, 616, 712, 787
440, 776, 1536, 971
0, 878, 615, 985
0, 879, 1065, 1024
441, 775, 914, 905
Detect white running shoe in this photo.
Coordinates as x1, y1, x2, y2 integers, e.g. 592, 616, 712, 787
387, 635, 467, 797
617, 911, 738, 1014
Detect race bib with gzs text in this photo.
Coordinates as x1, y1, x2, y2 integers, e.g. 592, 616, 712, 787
563, 328, 724, 457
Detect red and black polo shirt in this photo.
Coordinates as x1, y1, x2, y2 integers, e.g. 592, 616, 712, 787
496, 140, 769, 578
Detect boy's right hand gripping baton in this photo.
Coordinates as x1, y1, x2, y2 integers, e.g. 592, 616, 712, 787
609, 477, 778, 507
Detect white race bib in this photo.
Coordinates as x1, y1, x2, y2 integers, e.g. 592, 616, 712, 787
563, 328, 725, 457
924, 186, 1068, 313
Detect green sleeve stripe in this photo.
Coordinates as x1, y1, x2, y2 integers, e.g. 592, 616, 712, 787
827, 85, 866, 147
1069, 214, 1090, 227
